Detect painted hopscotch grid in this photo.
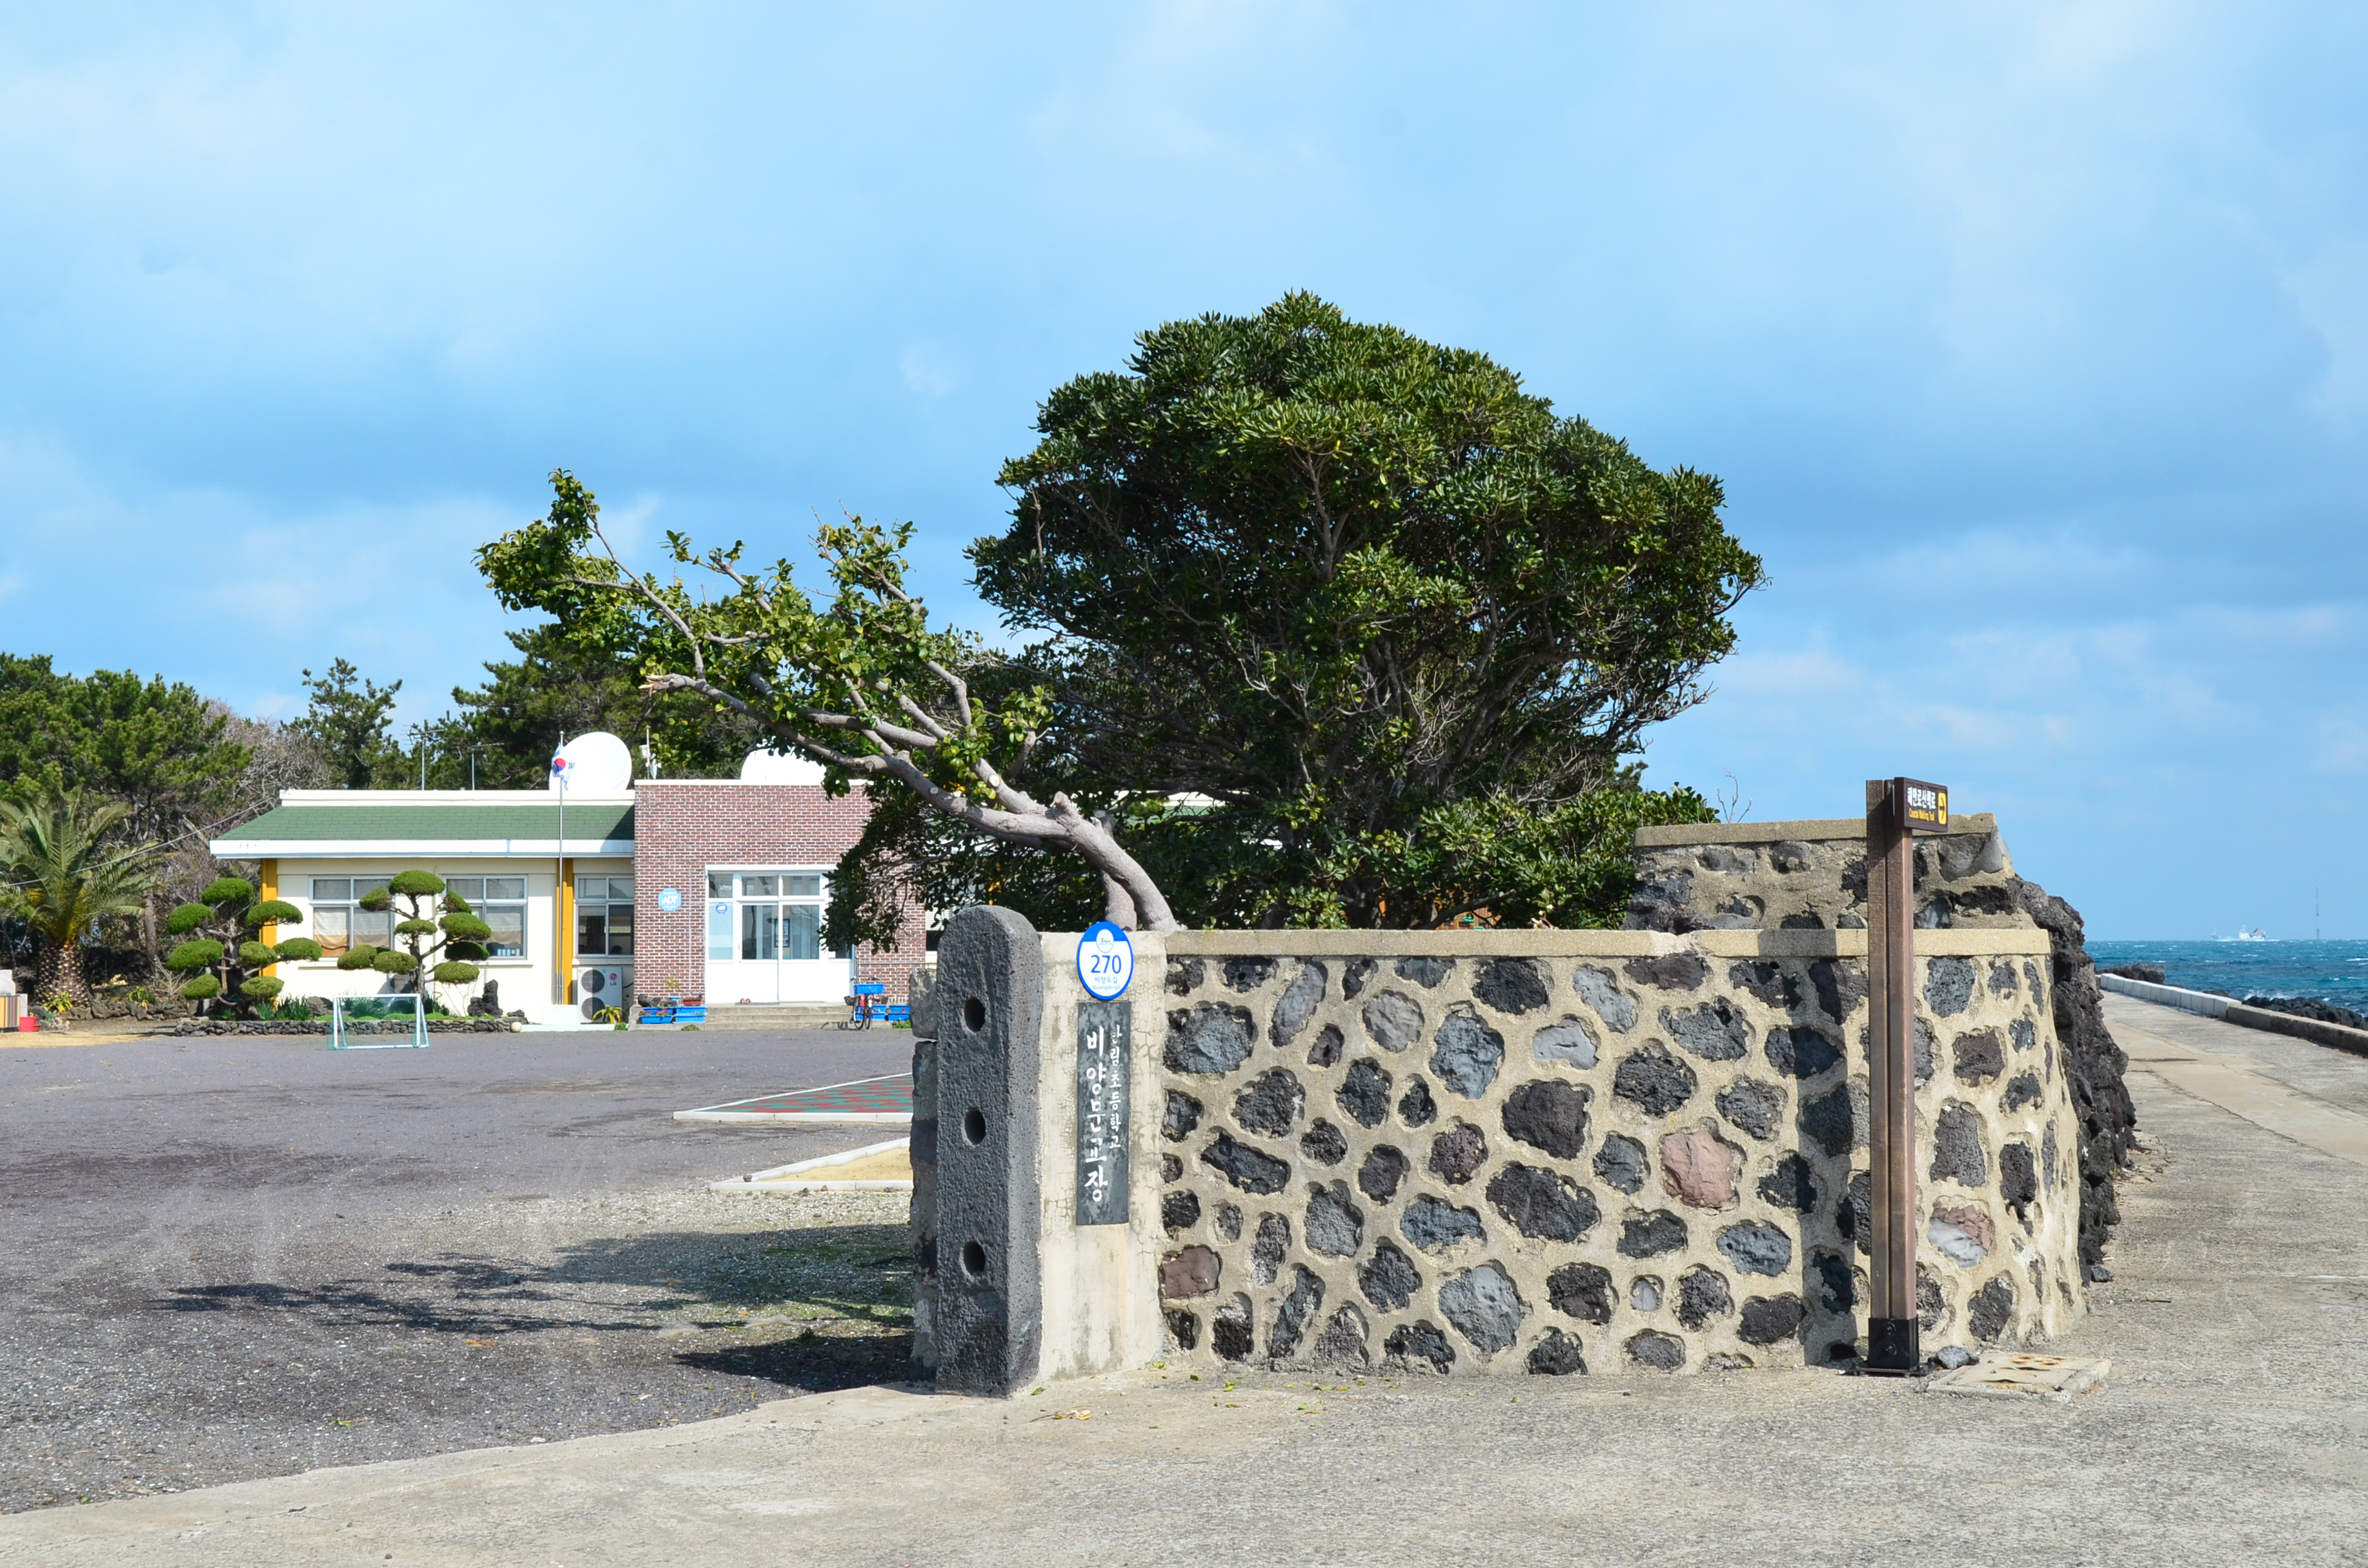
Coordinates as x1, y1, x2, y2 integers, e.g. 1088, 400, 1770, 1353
674, 1072, 913, 1125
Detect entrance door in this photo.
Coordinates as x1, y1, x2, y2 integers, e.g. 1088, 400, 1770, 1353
704, 869, 849, 1005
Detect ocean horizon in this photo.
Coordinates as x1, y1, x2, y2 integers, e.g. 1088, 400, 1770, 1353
2085, 938, 2368, 1012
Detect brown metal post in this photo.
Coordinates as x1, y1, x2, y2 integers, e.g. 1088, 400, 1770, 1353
1864, 778, 1920, 1371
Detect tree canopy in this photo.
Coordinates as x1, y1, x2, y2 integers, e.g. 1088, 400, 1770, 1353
481, 294, 1761, 933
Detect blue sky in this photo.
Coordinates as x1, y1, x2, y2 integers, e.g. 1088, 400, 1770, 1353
3, 2, 2364, 938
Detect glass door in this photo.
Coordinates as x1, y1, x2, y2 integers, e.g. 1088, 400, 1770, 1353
703, 869, 844, 1005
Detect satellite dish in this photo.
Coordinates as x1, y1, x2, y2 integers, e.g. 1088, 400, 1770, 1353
549, 732, 633, 794
740, 749, 825, 785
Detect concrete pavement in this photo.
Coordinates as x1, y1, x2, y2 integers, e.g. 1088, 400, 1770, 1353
6, 996, 2368, 1565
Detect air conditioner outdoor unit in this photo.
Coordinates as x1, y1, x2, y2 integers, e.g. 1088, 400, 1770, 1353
579, 965, 627, 1020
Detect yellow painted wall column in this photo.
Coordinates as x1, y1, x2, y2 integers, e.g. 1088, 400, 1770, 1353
557, 859, 577, 1003
258, 859, 278, 976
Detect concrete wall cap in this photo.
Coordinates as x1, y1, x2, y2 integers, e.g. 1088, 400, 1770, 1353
1634, 812, 1998, 848
1159, 925, 2049, 958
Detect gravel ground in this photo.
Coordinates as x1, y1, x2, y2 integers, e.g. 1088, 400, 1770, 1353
0, 1029, 916, 1514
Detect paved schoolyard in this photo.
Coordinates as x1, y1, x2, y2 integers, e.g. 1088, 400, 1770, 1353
7, 996, 2368, 1565
0, 1027, 914, 1514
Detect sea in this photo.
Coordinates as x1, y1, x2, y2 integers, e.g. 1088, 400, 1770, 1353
2085, 938, 2368, 1011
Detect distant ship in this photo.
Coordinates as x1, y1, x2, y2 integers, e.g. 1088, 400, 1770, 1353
2220, 926, 2271, 942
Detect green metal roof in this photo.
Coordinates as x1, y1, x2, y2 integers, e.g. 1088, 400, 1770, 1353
215, 799, 634, 844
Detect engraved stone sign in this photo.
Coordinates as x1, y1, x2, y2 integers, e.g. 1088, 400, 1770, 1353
1076, 1000, 1131, 1226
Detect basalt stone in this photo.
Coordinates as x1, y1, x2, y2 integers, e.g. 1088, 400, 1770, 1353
1486, 1164, 1599, 1241
1968, 1274, 2016, 1342
1430, 1007, 1506, 1098
2021, 958, 2045, 1005
1594, 1134, 1649, 1194
1930, 1103, 1987, 1186
1164, 1091, 1204, 1142
1759, 1152, 1819, 1212
1952, 884, 2021, 918
1841, 854, 1868, 901
1164, 1308, 1200, 1350
1697, 844, 1759, 874
2043, 1121, 2059, 1191
1343, 959, 1378, 1000
1502, 1078, 1590, 1158
1717, 1220, 1793, 1277
1570, 966, 1637, 1032
1928, 1205, 1992, 1265
2003, 1072, 2044, 1111
1839, 1171, 1872, 1256
1765, 1026, 1841, 1081
1383, 1320, 1455, 1374
1780, 912, 1825, 929
1268, 1265, 1324, 1360
1270, 961, 1329, 1047
1213, 1294, 1253, 1361
2010, 1016, 2036, 1054
1161, 1189, 1202, 1235
1338, 1059, 1393, 1129
1362, 990, 1425, 1053
1166, 957, 1204, 996
1395, 956, 1455, 989
1439, 1261, 1526, 1354
1307, 1024, 1345, 1067
1402, 1194, 1488, 1254
1809, 958, 1867, 1024
1663, 999, 1752, 1063
1952, 1029, 2006, 1085
1711, 894, 1765, 929
1624, 952, 1708, 991
1627, 1331, 1686, 1371
1729, 961, 1801, 1008
1989, 960, 2021, 996
1167, 1005, 1255, 1075
1770, 841, 1814, 874
1659, 1127, 1741, 1208
1315, 1303, 1371, 1369
1428, 1121, 1489, 1185
1359, 1240, 1422, 1310
1160, 1154, 1182, 1183
1533, 1016, 1601, 1069
2000, 1141, 2038, 1218
1233, 1069, 1306, 1136
1738, 1294, 1806, 1345
1202, 1132, 1291, 1196
1614, 1041, 1697, 1116
1547, 1261, 1615, 1324
1397, 1076, 1438, 1127
1627, 872, 1699, 933
1716, 1079, 1785, 1142
1675, 1265, 1733, 1330
1305, 1182, 1365, 1258
1215, 1202, 1242, 1241
1527, 1329, 1587, 1375
1250, 1212, 1290, 1286
1358, 1144, 1411, 1203
1797, 1085, 1856, 1157
1918, 1268, 1947, 1331
1300, 1120, 1349, 1166
1811, 1249, 1856, 1314
1222, 958, 1277, 993
1923, 957, 1976, 1017
1159, 1245, 1220, 1298
1619, 1209, 1688, 1258
1473, 958, 1551, 1016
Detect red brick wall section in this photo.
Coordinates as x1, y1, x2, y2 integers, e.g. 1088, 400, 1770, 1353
631, 782, 927, 1003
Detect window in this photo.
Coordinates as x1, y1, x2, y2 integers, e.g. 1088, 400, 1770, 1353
706, 867, 840, 963
308, 876, 391, 957
575, 876, 635, 958
446, 876, 528, 960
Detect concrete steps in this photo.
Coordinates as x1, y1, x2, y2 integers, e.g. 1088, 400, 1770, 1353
696, 1003, 851, 1031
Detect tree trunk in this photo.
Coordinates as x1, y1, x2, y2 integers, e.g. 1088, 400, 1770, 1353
35, 938, 86, 1010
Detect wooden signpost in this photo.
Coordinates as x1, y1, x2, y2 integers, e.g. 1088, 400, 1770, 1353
1865, 776, 1947, 1373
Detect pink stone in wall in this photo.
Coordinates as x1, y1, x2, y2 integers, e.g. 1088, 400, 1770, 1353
1657, 1128, 1739, 1209
1928, 1203, 1993, 1264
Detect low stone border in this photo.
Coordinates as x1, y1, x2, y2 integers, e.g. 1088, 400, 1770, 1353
167, 1018, 525, 1036
2098, 974, 2368, 1060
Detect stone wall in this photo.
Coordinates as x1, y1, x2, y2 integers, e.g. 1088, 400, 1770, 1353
1153, 927, 2080, 1376
1625, 816, 2136, 1278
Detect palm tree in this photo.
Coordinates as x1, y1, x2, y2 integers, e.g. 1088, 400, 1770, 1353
0, 790, 159, 1009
